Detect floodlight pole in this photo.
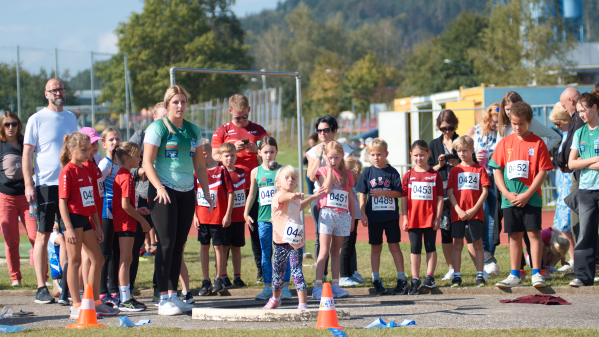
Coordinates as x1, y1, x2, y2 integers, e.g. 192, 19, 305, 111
169, 67, 305, 220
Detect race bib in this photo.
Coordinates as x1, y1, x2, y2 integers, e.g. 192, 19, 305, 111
80, 186, 95, 207
372, 195, 395, 211
507, 160, 529, 180
259, 186, 276, 205
233, 190, 245, 208
457, 172, 480, 191
197, 189, 217, 207
326, 189, 349, 209
411, 182, 433, 201
282, 220, 304, 245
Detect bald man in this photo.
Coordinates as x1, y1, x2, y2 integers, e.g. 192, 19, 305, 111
23, 78, 78, 304
556, 87, 584, 264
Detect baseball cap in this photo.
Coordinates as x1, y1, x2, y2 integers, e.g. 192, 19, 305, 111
79, 127, 102, 144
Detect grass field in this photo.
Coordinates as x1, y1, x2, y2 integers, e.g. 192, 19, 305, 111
12, 327, 599, 336
0, 232, 576, 291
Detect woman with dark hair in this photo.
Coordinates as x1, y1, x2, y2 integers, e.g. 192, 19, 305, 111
428, 109, 460, 281
0, 111, 38, 286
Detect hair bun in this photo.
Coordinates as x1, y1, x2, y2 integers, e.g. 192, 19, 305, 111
591, 88, 599, 99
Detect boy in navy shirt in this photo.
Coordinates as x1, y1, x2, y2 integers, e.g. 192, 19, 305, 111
356, 138, 407, 296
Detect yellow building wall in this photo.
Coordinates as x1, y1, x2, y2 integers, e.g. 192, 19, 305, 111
394, 97, 411, 112
446, 100, 476, 136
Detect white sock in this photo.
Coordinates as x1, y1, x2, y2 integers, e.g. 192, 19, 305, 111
182, 290, 188, 296
169, 293, 178, 299
297, 303, 308, 310
120, 284, 131, 302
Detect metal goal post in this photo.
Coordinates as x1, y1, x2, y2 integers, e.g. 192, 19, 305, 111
169, 67, 305, 202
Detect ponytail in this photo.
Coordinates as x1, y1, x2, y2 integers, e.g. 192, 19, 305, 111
110, 141, 141, 177
60, 134, 72, 168
109, 146, 118, 177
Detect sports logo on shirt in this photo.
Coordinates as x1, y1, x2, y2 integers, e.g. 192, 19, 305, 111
528, 148, 534, 156
165, 150, 178, 158
384, 179, 390, 188
369, 179, 377, 188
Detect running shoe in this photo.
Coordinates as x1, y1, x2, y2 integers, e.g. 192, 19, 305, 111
558, 261, 573, 273
256, 275, 264, 284
158, 299, 183, 316
170, 295, 194, 312
34, 287, 55, 304
532, 273, 546, 288
233, 278, 247, 288
213, 278, 225, 293
255, 285, 273, 300
96, 303, 121, 316
423, 275, 436, 288
104, 294, 120, 308
312, 286, 323, 300
595, 277, 599, 283
119, 297, 146, 312
484, 262, 501, 275
451, 276, 462, 288
441, 268, 454, 281
281, 286, 293, 300
12, 281, 22, 287
262, 298, 281, 310
541, 270, 554, 280
372, 279, 387, 296
352, 271, 367, 283
496, 275, 522, 288
408, 278, 421, 295
69, 306, 80, 320
339, 277, 360, 287
222, 277, 234, 289
199, 280, 213, 296
393, 279, 408, 295
476, 276, 486, 287
569, 278, 583, 287
58, 289, 70, 306
546, 265, 559, 274
331, 285, 349, 298
181, 292, 195, 304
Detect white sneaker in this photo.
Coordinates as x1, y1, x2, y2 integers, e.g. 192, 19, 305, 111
11, 281, 21, 287
339, 277, 360, 287
558, 261, 573, 273
281, 286, 292, 300
45, 281, 52, 287
352, 271, 366, 283
495, 275, 522, 288
159, 299, 183, 316
442, 268, 455, 281
484, 262, 501, 275
255, 286, 272, 300
532, 273, 546, 288
594, 277, 599, 283
170, 295, 193, 312
569, 278, 583, 287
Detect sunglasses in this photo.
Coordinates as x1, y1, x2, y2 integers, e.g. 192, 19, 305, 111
4, 122, 18, 128
440, 126, 455, 132
233, 115, 248, 121
317, 128, 331, 134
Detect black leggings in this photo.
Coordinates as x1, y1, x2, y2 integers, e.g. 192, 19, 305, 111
130, 197, 154, 290
149, 185, 195, 293
409, 228, 437, 254
248, 196, 262, 279
340, 220, 358, 278
99, 218, 120, 295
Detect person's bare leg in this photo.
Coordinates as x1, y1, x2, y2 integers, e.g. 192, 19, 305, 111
442, 243, 454, 270
315, 233, 332, 281
81, 249, 91, 285
452, 238, 464, 273
231, 246, 242, 276
200, 245, 210, 280
528, 230, 543, 271
179, 255, 189, 292
509, 232, 524, 271
82, 230, 104, 301
65, 228, 84, 305
388, 243, 405, 272
472, 240, 484, 272
411, 254, 421, 277
34, 232, 51, 287
426, 251, 437, 275
564, 232, 575, 262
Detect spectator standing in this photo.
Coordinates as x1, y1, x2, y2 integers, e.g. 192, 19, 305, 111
23, 78, 78, 304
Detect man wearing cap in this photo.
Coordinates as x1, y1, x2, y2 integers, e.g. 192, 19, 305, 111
23, 78, 78, 304
211, 94, 268, 283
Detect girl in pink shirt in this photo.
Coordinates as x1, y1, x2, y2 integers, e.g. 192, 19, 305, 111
263, 165, 324, 310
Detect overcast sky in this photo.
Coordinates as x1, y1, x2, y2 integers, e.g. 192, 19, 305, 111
0, 0, 278, 75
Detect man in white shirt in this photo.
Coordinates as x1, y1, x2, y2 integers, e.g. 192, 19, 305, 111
23, 78, 78, 304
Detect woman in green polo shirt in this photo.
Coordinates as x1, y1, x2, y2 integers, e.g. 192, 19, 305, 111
143, 85, 214, 316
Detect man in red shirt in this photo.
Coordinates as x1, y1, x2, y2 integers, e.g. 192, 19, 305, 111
211, 94, 268, 283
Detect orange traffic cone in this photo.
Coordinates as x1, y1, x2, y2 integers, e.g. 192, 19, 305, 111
66, 284, 106, 329
315, 283, 343, 330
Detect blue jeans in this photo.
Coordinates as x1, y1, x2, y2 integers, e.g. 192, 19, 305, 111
305, 174, 315, 195
258, 221, 290, 284
482, 179, 497, 257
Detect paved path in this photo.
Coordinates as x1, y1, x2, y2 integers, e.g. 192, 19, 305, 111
0, 292, 595, 330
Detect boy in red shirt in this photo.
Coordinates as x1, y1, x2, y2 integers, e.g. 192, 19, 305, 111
447, 135, 490, 288
194, 140, 234, 295
219, 142, 247, 288
489, 102, 554, 288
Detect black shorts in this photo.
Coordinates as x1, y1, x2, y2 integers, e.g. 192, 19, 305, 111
117, 231, 136, 238
441, 227, 453, 244
451, 219, 483, 243
367, 219, 401, 245
36, 185, 63, 233
503, 204, 542, 233
59, 213, 93, 232
408, 228, 437, 254
228, 222, 245, 247
198, 224, 229, 246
